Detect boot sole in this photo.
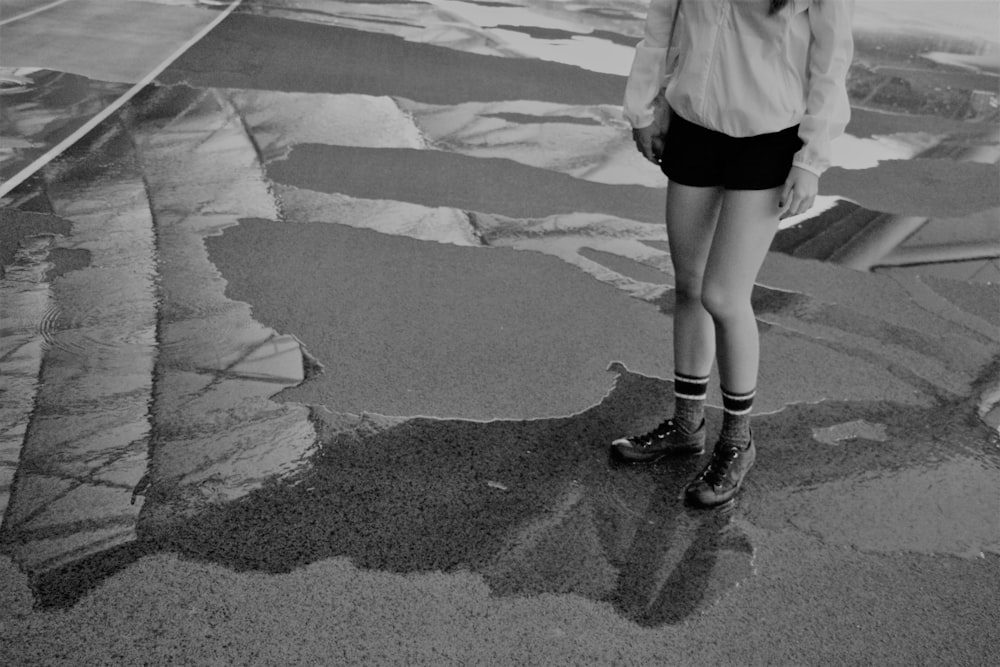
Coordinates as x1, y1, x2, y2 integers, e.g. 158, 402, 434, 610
610, 442, 706, 462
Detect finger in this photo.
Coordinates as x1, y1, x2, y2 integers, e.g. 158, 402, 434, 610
641, 140, 657, 163
781, 190, 807, 220
635, 138, 654, 162
633, 132, 648, 158
778, 181, 794, 210
651, 136, 665, 161
778, 182, 795, 208
791, 193, 814, 218
777, 185, 794, 217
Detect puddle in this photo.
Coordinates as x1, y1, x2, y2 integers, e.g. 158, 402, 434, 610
0, 68, 130, 185
126, 84, 318, 521
0, 230, 61, 519
12, 358, 991, 616
274, 185, 483, 247
0, 123, 156, 579
143, 366, 756, 627
979, 376, 1000, 432
742, 397, 1000, 559
133, 366, 999, 621
1, 0, 997, 619
246, 0, 643, 71
266, 143, 664, 225
831, 132, 944, 169
812, 420, 889, 445
0, 86, 317, 598
397, 97, 652, 187
482, 473, 753, 627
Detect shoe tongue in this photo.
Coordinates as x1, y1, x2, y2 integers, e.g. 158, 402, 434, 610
719, 439, 748, 453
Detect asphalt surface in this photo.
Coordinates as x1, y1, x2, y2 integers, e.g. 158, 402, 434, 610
1, 1, 999, 664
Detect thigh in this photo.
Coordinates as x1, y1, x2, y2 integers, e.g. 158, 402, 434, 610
665, 180, 724, 286
702, 188, 783, 300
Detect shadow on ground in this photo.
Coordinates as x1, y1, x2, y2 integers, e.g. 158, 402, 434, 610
141, 365, 753, 627
19, 365, 998, 626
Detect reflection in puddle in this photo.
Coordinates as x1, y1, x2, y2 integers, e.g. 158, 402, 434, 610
744, 398, 1000, 559
812, 419, 889, 445
1, 123, 157, 579
92, 366, 999, 621
145, 366, 756, 626
475, 26, 634, 74
979, 378, 1000, 432
226, 89, 656, 187
0, 86, 317, 599
127, 84, 317, 523
3, 75, 995, 611
225, 89, 426, 162
226, 334, 307, 384
286, 186, 483, 245
0, 68, 130, 185
244, 0, 644, 70
786, 454, 999, 559
830, 132, 944, 169
276, 181, 668, 296
483, 471, 754, 627
397, 97, 654, 186
1, 0, 997, 620
0, 233, 60, 519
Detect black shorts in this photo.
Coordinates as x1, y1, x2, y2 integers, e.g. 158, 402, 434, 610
660, 109, 803, 190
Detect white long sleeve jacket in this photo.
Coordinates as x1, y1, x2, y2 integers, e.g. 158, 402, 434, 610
623, 0, 854, 176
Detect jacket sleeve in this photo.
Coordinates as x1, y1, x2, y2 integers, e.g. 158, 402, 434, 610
622, 0, 681, 129
792, 0, 855, 176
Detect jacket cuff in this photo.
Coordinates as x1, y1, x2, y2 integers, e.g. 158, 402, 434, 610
622, 42, 668, 128
790, 158, 825, 178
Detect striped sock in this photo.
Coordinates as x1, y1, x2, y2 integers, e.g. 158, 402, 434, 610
674, 371, 709, 433
720, 387, 755, 447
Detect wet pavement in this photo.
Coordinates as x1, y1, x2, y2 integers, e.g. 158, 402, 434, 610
1, 0, 1000, 663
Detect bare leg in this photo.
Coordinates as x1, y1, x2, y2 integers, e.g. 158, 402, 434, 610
610, 185, 770, 459
609, 181, 724, 455
700, 188, 783, 394
681, 188, 780, 507
665, 181, 724, 378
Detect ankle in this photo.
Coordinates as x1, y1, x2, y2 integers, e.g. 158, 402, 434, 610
673, 413, 703, 434
718, 432, 752, 450
720, 386, 755, 448
674, 371, 709, 434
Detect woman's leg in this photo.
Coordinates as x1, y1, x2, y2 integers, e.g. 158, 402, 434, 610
665, 180, 724, 380
701, 187, 782, 399
610, 181, 723, 460
666, 181, 724, 435
684, 187, 781, 507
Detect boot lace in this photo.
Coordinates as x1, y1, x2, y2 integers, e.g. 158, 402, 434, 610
699, 443, 741, 487
628, 419, 678, 449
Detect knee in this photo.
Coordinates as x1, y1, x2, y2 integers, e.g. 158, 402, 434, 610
673, 273, 703, 306
700, 282, 748, 323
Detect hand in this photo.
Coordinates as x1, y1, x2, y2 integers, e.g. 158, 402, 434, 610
632, 123, 666, 165
778, 166, 819, 219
